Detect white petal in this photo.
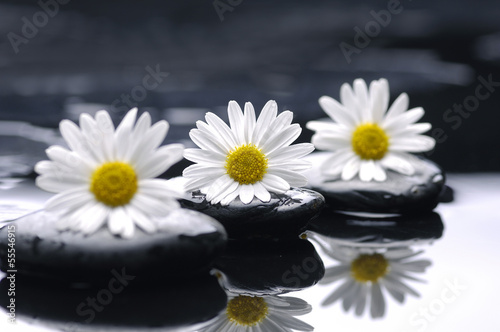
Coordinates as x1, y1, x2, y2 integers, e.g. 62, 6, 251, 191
319, 95, 357, 127
183, 148, 226, 165
80, 203, 109, 235
253, 100, 278, 145
311, 133, 350, 151
384, 92, 409, 122
353, 78, 370, 122
228, 100, 245, 145
37, 175, 88, 193
204, 112, 238, 149
44, 188, 92, 212
182, 164, 226, 179
210, 180, 239, 205
124, 205, 157, 234
220, 188, 240, 206
127, 120, 168, 163
373, 162, 387, 181
322, 279, 356, 306
359, 160, 376, 182
205, 174, 235, 202
134, 143, 184, 178
138, 178, 184, 198
267, 169, 308, 187
132, 111, 152, 141
108, 207, 127, 236
320, 149, 354, 176
306, 121, 351, 136
257, 111, 294, 148
45, 146, 93, 175
341, 157, 361, 181
266, 143, 314, 162
381, 152, 415, 175
383, 107, 425, 132
95, 110, 115, 161
244, 102, 256, 144
189, 129, 227, 154
239, 184, 255, 204
253, 181, 271, 202
114, 108, 137, 160
370, 78, 389, 123
388, 122, 432, 137
261, 174, 290, 193
370, 283, 386, 318
390, 135, 436, 152
59, 120, 99, 164
261, 124, 301, 154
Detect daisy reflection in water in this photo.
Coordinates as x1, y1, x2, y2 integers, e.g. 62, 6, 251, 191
309, 232, 432, 318
198, 272, 314, 332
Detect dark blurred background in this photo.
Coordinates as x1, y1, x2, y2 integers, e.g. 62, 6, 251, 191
1, 0, 499, 173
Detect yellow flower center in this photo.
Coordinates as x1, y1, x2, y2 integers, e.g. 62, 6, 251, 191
351, 123, 389, 160
90, 162, 138, 207
226, 295, 269, 326
351, 253, 389, 283
225, 144, 268, 185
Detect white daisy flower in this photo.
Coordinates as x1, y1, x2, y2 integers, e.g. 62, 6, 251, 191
306, 78, 436, 182
35, 108, 184, 239
308, 233, 431, 318
198, 292, 313, 332
183, 100, 314, 205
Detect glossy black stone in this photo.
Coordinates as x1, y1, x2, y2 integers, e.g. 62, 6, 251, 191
0, 273, 226, 330
304, 152, 445, 214
0, 209, 227, 282
179, 188, 325, 239
307, 210, 444, 247
215, 238, 325, 295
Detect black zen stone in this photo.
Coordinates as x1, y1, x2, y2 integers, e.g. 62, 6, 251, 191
214, 238, 325, 295
307, 210, 444, 247
179, 187, 325, 239
0, 272, 227, 330
0, 209, 227, 282
304, 152, 445, 214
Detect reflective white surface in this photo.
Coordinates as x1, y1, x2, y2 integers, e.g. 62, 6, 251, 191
1, 174, 499, 332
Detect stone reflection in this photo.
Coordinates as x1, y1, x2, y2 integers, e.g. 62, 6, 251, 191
0, 272, 227, 331
196, 237, 323, 331
197, 270, 314, 332
306, 211, 443, 319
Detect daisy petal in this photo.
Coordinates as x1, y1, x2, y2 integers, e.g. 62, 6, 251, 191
341, 157, 361, 181
228, 100, 245, 145
384, 92, 409, 121
134, 143, 184, 178
239, 184, 255, 204
381, 152, 415, 175
253, 181, 271, 202
390, 135, 436, 152
253, 100, 278, 145
359, 160, 376, 182
319, 95, 357, 127
261, 174, 290, 193
244, 102, 256, 144
383, 107, 425, 132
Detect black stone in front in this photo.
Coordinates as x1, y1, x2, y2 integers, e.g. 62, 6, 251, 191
179, 188, 325, 239
0, 209, 227, 282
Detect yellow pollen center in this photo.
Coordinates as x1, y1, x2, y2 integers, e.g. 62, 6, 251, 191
226, 295, 269, 326
225, 144, 268, 185
351, 253, 389, 283
351, 123, 389, 160
90, 162, 138, 207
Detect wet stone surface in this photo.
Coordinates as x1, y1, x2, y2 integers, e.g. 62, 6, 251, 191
0, 209, 227, 282
179, 187, 325, 239
304, 152, 445, 214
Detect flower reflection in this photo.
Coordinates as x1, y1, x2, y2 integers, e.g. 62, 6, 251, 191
309, 233, 431, 319
198, 271, 314, 332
